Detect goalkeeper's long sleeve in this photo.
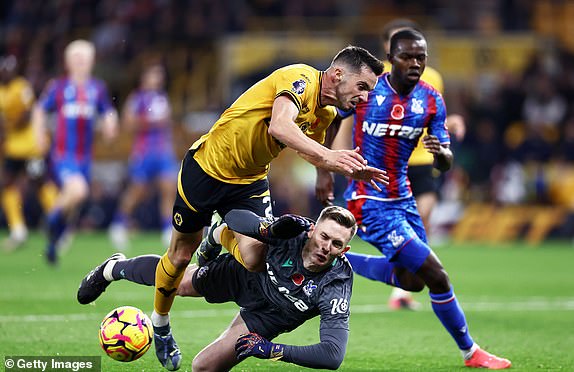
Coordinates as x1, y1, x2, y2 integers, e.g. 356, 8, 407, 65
224, 209, 310, 244
281, 327, 348, 370
224, 209, 271, 242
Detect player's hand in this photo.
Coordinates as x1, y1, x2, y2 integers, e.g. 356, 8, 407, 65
422, 135, 443, 155
315, 168, 334, 206
446, 114, 466, 141
101, 111, 119, 142
349, 165, 389, 192
235, 333, 285, 361
327, 147, 367, 175
263, 214, 312, 240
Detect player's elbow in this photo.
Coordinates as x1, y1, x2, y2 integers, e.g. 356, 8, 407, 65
320, 341, 346, 370
321, 355, 344, 370
267, 121, 283, 140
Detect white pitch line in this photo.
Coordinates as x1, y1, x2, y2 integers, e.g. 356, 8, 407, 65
1, 299, 573, 323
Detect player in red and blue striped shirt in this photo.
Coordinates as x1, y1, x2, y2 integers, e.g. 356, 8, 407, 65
33, 40, 118, 264
323, 29, 511, 369
108, 63, 178, 250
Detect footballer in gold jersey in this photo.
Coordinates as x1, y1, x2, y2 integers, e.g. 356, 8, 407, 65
0, 55, 57, 250
146, 46, 387, 369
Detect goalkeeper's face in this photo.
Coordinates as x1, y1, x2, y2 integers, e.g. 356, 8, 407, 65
302, 219, 352, 272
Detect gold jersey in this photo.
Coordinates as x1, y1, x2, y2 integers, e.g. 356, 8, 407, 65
191, 64, 336, 184
383, 61, 445, 166
0, 77, 42, 158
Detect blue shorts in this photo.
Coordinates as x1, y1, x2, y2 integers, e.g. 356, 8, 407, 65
128, 151, 179, 184
348, 196, 430, 273
51, 157, 90, 185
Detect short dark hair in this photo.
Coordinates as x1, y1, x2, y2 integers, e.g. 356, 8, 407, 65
332, 45, 384, 76
317, 206, 358, 238
389, 29, 426, 55
381, 19, 421, 44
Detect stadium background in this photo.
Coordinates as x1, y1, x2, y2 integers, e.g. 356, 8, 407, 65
0, 0, 574, 243
1, 1, 574, 371
1, 0, 574, 243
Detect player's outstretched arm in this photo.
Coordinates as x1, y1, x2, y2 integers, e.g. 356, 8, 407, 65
224, 209, 311, 243
235, 328, 348, 370
269, 96, 367, 175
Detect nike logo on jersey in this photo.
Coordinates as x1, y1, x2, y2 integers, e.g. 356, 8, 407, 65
362, 121, 423, 140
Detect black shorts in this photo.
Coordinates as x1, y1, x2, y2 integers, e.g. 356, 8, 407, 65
3, 157, 27, 177
3, 157, 48, 180
191, 254, 303, 340
172, 150, 272, 233
407, 164, 438, 197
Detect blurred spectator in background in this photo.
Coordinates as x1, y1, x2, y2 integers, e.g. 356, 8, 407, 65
32, 40, 118, 264
0, 54, 58, 250
108, 62, 178, 251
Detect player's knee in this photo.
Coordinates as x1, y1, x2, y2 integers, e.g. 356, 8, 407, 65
168, 231, 202, 268
241, 258, 265, 272
191, 352, 212, 372
425, 268, 451, 293
401, 280, 425, 292
176, 265, 200, 297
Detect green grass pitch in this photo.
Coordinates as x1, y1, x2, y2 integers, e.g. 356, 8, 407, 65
1, 232, 573, 371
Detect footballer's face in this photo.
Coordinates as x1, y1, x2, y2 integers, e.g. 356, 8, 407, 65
389, 38, 427, 88
66, 49, 94, 78
334, 65, 378, 111
302, 219, 352, 272
142, 65, 165, 90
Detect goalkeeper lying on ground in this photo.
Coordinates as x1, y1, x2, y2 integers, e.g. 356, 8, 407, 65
78, 205, 357, 371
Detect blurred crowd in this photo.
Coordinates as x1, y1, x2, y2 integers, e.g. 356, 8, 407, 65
1, 0, 574, 235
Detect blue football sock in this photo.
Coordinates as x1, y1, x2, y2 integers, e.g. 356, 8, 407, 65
430, 286, 474, 350
112, 211, 128, 225
345, 252, 398, 286
47, 208, 66, 244
46, 208, 66, 262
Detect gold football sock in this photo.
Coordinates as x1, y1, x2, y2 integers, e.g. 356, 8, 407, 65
153, 253, 185, 316
1, 186, 24, 229
220, 226, 247, 267
38, 181, 58, 212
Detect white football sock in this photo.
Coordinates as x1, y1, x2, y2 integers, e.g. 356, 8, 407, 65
151, 311, 170, 328
103, 260, 117, 282
462, 343, 479, 360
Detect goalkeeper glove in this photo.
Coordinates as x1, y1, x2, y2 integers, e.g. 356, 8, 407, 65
235, 332, 285, 362
260, 214, 312, 240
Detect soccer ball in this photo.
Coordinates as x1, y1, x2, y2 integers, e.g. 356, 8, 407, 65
99, 306, 154, 362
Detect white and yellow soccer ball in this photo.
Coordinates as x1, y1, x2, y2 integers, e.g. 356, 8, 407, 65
99, 306, 154, 362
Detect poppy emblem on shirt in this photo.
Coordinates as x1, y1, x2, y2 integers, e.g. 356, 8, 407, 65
391, 104, 405, 120
291, 273, 305, 286
292, 79, 306, 95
